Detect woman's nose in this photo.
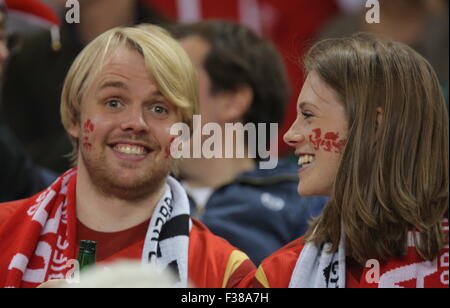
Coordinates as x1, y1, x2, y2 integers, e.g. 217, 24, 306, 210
283, 119, 305, 148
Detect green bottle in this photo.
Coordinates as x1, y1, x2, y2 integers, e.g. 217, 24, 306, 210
77, 240, 97, 272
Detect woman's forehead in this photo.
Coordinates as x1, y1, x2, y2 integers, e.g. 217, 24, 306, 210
300, 72, 341, 107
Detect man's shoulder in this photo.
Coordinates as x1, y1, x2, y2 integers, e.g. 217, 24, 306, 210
0, 199, 29, 228
188, 218, 256, 287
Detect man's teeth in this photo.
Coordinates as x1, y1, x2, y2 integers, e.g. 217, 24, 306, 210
298, 155, 314, 166
114, 144, 146, 155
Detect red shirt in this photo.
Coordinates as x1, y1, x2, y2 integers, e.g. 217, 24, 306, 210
76, 219, 149, 263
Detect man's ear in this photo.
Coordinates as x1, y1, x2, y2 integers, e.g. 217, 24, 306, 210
67, 122, 80, 139
219, 85, 253, 123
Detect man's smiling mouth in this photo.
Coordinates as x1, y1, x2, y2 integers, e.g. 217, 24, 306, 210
113, 144, 148, 155
107, 141, 154, 159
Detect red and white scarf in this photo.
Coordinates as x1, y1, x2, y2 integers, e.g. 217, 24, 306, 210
0, 169, 78, 288
0, 168, 191, 288
289, 220, 449, 288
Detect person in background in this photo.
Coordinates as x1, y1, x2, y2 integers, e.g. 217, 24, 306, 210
0, 2, 57, 203
244, 33, 448, 288
0, 25, 255, 288
1, 0, 171, 173
169, 20, 327, 265
143, 0, 339, 156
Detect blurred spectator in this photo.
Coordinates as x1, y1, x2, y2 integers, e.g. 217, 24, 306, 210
319, 0, 449, 106
169, 20, 327, 265
0, 2, 57, 202
0, 2, 7, 77
3, 0, 60, 41
1, 0, 171, 172
144, 0, 339, 156
0, 122, 57, 202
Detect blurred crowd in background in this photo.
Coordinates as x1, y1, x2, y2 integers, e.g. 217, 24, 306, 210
2, 0, 447, 174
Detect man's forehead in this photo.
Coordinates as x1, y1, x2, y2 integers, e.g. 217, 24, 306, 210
96, 79, 164, 97
105, 46, 144, 66
91, 47, 158, 91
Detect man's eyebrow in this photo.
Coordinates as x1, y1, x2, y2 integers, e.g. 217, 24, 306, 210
98, 81, 129, 91
152, 90, 164, 97
98, 81, 164, 96
97, 81, 166, 100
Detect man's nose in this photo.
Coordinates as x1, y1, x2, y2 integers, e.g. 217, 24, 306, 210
120, 107, 149, 133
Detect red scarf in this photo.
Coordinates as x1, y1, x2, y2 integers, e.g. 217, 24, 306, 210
0, 169, 78, 288
357, 219, 449, 288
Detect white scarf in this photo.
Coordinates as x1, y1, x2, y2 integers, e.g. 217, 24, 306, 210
289, 227, 346, 288
142, 176, 192, 288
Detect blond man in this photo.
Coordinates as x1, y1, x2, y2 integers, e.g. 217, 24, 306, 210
0, 25, 254, 288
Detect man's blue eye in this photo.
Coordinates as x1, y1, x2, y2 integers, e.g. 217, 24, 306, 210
152, 106, 168, 114
106, 100, 121, 108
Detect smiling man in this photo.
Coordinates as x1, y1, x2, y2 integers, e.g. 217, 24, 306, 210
0, 25, 255, 288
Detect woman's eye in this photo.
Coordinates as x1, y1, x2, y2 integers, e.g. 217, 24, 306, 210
301, 111, 314, 119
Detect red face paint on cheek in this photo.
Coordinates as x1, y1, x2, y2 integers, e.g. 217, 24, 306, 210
309, 128, 346, 153
82, 119, 95, 150
166, 137, 175, 158
83, 119, 95, 133
82, 142, 92, 150
332, 139, 346, 154
309, 128, 322, 150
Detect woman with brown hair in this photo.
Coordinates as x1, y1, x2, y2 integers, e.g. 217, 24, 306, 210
248, 33, 449, 288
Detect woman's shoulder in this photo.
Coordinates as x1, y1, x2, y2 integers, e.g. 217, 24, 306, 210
255, 237, 306, 288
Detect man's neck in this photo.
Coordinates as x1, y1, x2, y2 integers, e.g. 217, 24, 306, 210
180, 157, 256, 189
77, 0, 136, 44
75, 165, 166, 233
